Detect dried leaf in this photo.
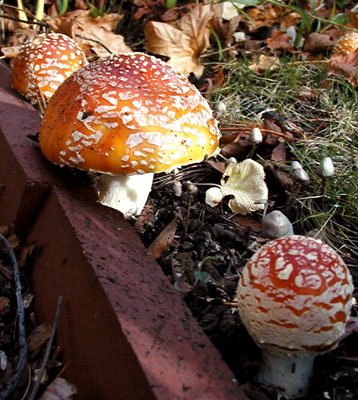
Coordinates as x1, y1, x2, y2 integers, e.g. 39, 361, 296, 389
233, 215, 261, 232
205, 159, 268, 215
267, 30, 294, 51
28, 323, 52, 356
246, 4, 281, 32
148, 219, 177, 259
40, 377, 76, 400
271, 141, 286, 164
18, 242, 36, 268
48, 10, 132, 57
0, 297, 9, 315
0, 46, 21, 59
304, 32, 334, 52
145, 4, 214, 78
249, 54, 280, 74
212, 3, 240, 46
329, 51, 358, 88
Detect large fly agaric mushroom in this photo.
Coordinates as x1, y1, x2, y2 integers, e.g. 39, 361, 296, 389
237, 235, 353, 399
39, 53, 220, 218
12, 33, 87, 104
334, 31, 358, 54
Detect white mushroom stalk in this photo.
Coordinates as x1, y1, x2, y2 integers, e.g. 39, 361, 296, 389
237, 235, 354, 399
97, 173, 154, 219
38, 53, 221, 218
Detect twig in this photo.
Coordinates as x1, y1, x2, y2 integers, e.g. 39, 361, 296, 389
0, 13, 48, 28
0, 234, 27, 400
75, 34, 113, 54
28, 296, 63, 400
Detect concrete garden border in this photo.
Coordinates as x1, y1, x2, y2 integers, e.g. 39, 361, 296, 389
0, 61, 247, 400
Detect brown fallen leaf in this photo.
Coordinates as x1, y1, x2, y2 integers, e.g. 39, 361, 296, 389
212, 2, 240, 46
328, 50, 358, 88
304, 32, 334, 52
246, 4, 281, 32
233, 215, 261, 233
39, 377, 76, 400
271, 141, 286, 164
28, 323, 52, 358
47, 10, 132, 58
148, 219, 177, 260
249, 54, 280, 74
145, 4, 214, 78
264, 161, 293, 190
267, 30, 294, 51
0, 297, 9, 315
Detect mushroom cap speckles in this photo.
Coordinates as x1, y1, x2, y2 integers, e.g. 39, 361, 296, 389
39, 53, 220, 174
237, 235, 353, 357
334, 31, 358, 54
12, 33, 87, 103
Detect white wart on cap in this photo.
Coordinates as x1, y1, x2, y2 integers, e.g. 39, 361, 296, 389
12, 33, 87, 103
39, 53, 220, 217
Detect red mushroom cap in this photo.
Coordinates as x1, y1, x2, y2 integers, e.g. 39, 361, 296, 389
237, 235, 353, 357
12, 33, 87, 103
39, 53, 220, 175
334, 31, 358, 54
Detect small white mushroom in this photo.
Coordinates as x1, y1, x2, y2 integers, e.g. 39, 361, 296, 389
316, 157, 335, 178
261, 210, 293, 239
290, 161, 310, 182
215, 101, 227, 115
250, 127, 263, 144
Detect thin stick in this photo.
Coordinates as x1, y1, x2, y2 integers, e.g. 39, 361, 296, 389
27, 296, 63, 400
0, 234, 28, 399
0, 13, 48, 28
75, 34, 113, 54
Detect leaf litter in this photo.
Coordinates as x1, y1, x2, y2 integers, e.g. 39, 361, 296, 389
0, 228, 75, 399
1, 0, 358, 398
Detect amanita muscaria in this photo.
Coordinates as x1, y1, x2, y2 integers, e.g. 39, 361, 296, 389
12, 33, 87, 103
39, 53, 220, 218
237, 235, 354, 399
334, 31, 358, 54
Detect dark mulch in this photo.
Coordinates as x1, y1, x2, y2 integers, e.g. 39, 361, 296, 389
137, 164, 358, 400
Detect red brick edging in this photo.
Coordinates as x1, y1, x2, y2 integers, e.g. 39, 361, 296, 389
0, 61, 247, 400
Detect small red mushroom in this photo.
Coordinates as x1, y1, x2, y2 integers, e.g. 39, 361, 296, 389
334, 31, 358, 54
39, 53, 220, 218
12, 33, 87, 104
237, 235, 354, 398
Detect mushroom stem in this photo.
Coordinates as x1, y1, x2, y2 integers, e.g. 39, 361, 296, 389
257, 351, 314, 399
97, 173, 154, 219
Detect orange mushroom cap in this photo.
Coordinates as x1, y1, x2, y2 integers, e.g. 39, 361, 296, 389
237, 235, 353, 357
334, 31, 358, 54
12, 33, 87, 103
39, 53, 220, 175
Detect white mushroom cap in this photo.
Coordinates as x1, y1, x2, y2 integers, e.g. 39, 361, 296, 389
237, 235, 353, 358
261, 210, 293, 239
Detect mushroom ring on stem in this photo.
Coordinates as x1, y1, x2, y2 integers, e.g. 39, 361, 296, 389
237, 235, 353, 399
12, 33, 87, 104
39, 53, 220, 218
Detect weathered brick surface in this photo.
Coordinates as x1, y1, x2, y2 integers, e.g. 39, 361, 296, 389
0, 61, 247, 400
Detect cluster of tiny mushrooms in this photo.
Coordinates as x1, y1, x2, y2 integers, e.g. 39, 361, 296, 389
11, 31, 355, 399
